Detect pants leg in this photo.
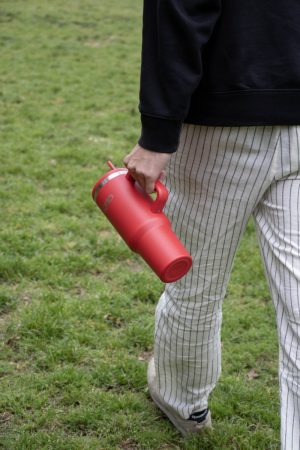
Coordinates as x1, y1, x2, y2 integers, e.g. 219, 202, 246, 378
154, 124, 282, 419
253, 172, 300, 450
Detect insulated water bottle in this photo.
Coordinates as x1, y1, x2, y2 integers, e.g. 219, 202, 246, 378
92, 161, 192, 282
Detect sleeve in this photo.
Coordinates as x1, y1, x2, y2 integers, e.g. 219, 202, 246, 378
137, 0, 222, 153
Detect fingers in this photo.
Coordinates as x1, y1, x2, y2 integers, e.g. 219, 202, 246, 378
123, 154, 130, 167
128, 168, 155, 194
144, 175, 155, 194
123, 145, 138, 167
123, 144, 171, 194
123, 152, 155, 193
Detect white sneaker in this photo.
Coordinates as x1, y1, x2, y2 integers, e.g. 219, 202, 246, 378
147, 357, 212, 437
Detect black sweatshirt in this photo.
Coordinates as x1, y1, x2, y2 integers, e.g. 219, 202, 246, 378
138, 0, 300, 153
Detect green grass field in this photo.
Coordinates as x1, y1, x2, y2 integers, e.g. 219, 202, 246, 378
0, 1, 280, 448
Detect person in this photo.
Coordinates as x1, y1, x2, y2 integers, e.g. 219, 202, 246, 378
123, 1, 300, 448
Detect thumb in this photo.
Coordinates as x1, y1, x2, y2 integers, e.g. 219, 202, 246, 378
123, 154, 130, 166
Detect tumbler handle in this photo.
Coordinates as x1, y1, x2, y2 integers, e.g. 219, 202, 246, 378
151, 180, 168, 213
126, 172, 168, 213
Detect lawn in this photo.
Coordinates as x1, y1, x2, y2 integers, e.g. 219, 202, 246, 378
0, 1, 280, 448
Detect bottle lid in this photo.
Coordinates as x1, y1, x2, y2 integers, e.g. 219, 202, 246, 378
92, 169, 127, 202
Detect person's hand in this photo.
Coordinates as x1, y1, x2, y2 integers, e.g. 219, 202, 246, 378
123, 144, 171, 194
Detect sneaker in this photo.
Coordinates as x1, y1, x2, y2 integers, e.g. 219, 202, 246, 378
147, 357, 212, 437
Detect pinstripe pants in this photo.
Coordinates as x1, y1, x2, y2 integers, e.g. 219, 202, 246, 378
155, 125, 300, 449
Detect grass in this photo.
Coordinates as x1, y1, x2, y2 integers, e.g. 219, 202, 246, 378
0, 0, 280, 448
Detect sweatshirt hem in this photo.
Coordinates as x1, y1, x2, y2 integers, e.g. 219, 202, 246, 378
185, 89, 300, 126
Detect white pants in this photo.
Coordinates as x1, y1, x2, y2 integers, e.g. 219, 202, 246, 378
154, 125, 300, 449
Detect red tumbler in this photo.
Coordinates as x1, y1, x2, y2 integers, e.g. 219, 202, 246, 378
92, 161, 192, 282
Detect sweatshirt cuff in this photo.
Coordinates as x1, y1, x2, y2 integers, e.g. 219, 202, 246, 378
138, 115, 182, 153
